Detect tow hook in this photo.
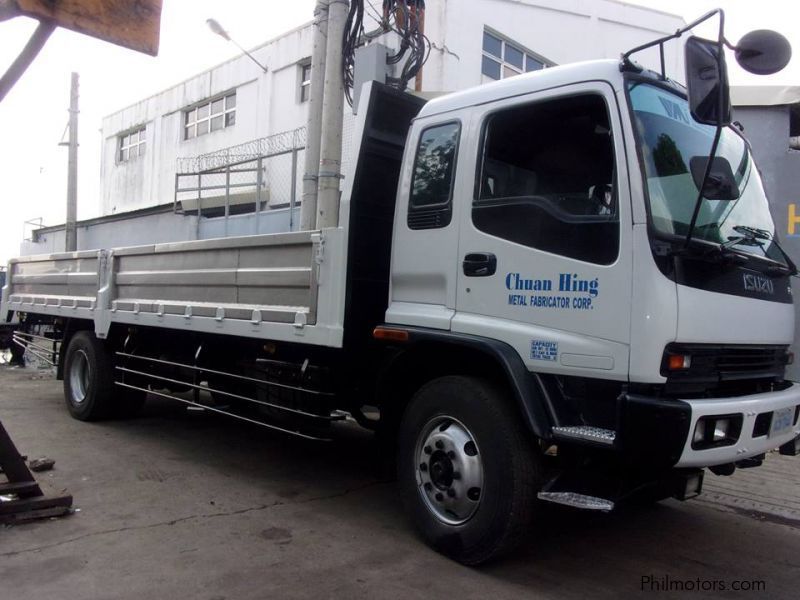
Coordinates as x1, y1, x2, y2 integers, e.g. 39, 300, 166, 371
710, 463, 735, 476
735, 453, 765, 469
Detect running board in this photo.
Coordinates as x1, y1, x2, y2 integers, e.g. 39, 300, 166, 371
552, 425, 616, 446
537, 491, 615, 512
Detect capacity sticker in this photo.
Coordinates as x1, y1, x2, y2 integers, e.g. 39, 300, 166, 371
530, 340, 558, 362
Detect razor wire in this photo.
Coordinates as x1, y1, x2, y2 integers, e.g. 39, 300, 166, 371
176, 126, 307, 174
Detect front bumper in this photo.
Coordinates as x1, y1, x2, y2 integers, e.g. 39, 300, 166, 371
674, 383, 800, 468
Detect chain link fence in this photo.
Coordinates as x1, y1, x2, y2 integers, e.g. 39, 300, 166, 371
175, 118, 359, 232
174, 127, 306, 220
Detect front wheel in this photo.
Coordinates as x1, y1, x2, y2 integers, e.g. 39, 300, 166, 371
398, 376, 542, 565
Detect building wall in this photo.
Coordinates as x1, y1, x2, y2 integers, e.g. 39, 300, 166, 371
97, 0, 684, 218
24, 210, 196, 256
424, 0, 684, 94
100, 24, 315, 216
22, 208, 301, 256
732, 104, 800, 379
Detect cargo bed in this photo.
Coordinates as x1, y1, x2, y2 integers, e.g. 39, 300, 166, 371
1, 228, 349, 348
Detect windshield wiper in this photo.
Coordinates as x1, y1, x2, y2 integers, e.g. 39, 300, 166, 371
722, 225, 769, 249
723, 225, 798, 276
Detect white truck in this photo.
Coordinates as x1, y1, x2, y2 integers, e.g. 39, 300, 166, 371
2, 10, 799, 564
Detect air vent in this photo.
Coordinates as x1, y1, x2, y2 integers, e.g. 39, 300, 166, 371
408, 207, 452, 230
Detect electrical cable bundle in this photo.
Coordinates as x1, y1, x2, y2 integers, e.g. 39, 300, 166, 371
343, 0, 365, 106
343, 0, 431, 105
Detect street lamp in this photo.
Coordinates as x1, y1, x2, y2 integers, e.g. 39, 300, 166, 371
206, 18, 268, 73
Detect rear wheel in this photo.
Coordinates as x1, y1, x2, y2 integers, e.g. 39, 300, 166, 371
398, 376, 541, 565
63, 331, 145, 420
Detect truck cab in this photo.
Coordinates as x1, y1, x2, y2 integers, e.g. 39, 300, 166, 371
378, 52, 799, 562
388, 57, 798, 464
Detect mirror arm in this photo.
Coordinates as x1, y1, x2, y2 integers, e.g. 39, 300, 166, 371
684, 127, 724, 247
683, 10, 729, 248
621, 9, 724, 68
683, 8, 724, 36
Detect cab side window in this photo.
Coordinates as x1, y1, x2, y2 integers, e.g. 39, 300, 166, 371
473, 94, 618, 264
408, 122, 460, 230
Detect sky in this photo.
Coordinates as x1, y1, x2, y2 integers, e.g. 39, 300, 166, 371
0, 0, 798, 264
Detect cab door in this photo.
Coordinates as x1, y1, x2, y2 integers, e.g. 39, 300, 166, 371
453, 82, 632, 379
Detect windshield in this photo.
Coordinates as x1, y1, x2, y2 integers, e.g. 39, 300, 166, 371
628, 82, 785, 263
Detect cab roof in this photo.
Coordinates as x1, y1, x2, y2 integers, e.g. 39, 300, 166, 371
417, 59, 625, 119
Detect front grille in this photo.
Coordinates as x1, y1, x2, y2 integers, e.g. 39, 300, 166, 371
661, 343, 790, 397
717, 349, 788, 375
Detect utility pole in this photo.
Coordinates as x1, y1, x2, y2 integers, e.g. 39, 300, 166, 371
299, 0, 330, 231
65, 72, 79, 252
316, 0, 348, 229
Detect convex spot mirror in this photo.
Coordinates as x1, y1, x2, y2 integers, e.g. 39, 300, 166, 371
685, 36, 731, 126
690, 156, 740, 200
735, 30, 792, 75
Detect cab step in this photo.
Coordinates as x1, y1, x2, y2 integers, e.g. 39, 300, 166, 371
537, 491, 615, 512
552, 425, 616, 446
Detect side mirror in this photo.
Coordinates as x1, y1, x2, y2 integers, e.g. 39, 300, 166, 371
735, 30, 792, 75
685, 36, 731, 126
689, 156, 740, 200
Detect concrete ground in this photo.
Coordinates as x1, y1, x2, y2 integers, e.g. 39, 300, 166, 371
1, 365, 798, 600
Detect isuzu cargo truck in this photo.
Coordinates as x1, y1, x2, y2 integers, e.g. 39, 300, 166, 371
3, 9, 798, 564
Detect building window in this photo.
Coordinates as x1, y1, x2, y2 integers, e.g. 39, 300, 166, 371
300, 62, 312, 103
118, 126, 146, 162
473, 93, 618, 265
184, 92, 236, 140
481, 30, 550, 83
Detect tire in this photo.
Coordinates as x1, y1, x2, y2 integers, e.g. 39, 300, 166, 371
397, 376, 541, 565
63, 331, 145, 420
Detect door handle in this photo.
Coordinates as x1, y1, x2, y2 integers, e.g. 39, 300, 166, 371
463, 253, 497, 277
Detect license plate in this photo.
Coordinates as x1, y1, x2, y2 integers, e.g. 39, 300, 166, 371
770, 407, 795, 438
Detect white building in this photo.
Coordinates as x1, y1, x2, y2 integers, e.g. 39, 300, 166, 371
27, 0, 685, 253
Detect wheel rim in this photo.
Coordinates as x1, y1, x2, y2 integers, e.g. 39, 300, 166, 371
415, 415, 484, 525
69, 349, 90, 405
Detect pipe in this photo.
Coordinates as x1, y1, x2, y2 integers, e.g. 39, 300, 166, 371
316, 0, 349, 230
299, 0, 330, 231
0, 20, 55, 103
65, 72, 79, 252
415, 4, 425, 92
